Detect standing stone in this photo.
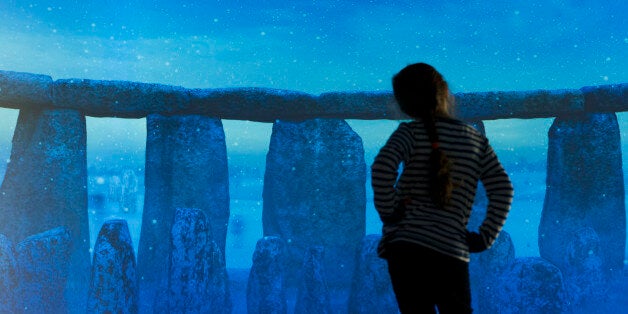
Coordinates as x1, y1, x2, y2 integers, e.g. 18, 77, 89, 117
0, 108, 89, 312
0, 234, 19, 313
295, 246, 332, 314
168, 208, 231, 314
469, 230, 516, 313
247, 236, 288, 314
16, 227, 72, 313
563, 227, 605, 310
494, 257, 568, 314
347, 234, 397, 314
540, 113, 625, 279
137, 114, 229, 312
263, 119, 366, 288
87, 219, 138, 314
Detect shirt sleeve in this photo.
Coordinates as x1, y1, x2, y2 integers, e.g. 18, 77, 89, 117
371, 122, 413, 223
474, 136, 514, 250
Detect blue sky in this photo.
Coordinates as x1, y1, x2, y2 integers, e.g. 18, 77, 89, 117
0, 0, 625, 94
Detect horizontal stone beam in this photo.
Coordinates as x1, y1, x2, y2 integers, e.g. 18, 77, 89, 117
1, 70, 626, 121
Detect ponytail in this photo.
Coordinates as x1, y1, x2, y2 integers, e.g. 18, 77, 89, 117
423, 115, 454, 208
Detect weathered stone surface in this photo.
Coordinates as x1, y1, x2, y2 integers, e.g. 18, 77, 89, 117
562, 227, 605, 310
455, 89, 584, 120
263, 118, 366, 288
137, 114, 229, 312
16, 227, 72, 313
582, 83, 628, 113
0, 70, 52, 110
53, 79, 189, 118
494, 257, 568, 314
2, 69, 619, 120
317, 92, 404, 120
540, 113, 625, 279
295, 246, 332, 314
470, 230, 516, 313
247, 236, 288, 314
189, 88, 318, 122
347, 234, 397, 314
168, 208, 231, 314
0, 108, 89, 312
0, 234, 19, 313
87, 219, 138, 314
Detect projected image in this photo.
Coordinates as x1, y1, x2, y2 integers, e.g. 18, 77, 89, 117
0, 1, 626, 313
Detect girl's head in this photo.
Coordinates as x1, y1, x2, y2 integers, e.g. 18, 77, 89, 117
392, 63, 452, 119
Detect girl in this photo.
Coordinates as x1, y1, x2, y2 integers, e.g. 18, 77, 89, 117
372, 63, 514, 313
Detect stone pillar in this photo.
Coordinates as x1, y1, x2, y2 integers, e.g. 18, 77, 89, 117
167, 208, 230, 314
540, 113, 625, 279
348, 234, 397, 314
87, 219, 138, 314
0, 234, 19, 313
0, 108, 89, 312
494, 257, 568, 313
295, 246, 332, 314
247, 236, 288, 314
137, 114, 229, 312
263, 119, 366, 288
16, 227, 73, 313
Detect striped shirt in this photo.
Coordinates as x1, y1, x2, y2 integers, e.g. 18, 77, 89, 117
372, 118, 513, 262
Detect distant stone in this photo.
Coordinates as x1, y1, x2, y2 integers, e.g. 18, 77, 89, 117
295, 246, 332, 314
168, 208, 231, 314
494, 257, 568, 314
87, 219, 138, 314
470, 231, 516, 313
540, 113, 625, 279
0, 108, 90, 311
247, 236, 288, 314
0, 234, 19, 313
0, 70, 52, 110
263, 118, 366, 288
137, 114, 229, 312
53, 78, 189, 118
562, 227, 605, 309
16, 227, 72, 313
347, 234, 397, 314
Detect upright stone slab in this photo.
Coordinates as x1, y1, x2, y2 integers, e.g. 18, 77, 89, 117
263, 119, 366, 288
295, 246, 332, 314
348, 234, 397, 314
0, 108, 89, 312
494, 257, 568, 314
562, 227, 605, 310
0, 234, 19, 313
168, 208, 231, 314
87, 219, 138, 314
247, 236, 288, 314
16, 227, 72, 313
540, 113, 625, 279
469, 230, 516, 313
137, 114, 229, 312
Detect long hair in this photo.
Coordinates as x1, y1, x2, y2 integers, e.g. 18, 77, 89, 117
392, 63, 454, 208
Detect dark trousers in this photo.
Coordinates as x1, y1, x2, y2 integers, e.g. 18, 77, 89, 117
386, 241, 472, 314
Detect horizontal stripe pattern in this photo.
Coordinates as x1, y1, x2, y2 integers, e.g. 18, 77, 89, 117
372, 118, 514, 262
